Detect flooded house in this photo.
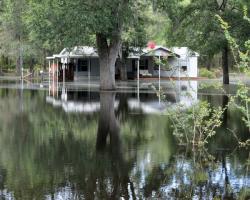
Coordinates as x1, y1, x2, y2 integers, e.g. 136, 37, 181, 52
46, 46, 199, 81
46, 80, 198, 115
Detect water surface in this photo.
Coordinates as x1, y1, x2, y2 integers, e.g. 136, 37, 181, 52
0, 81, 249, 199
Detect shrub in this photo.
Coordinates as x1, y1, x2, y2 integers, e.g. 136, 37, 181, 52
199, 68, 217, 79
168, 101, 224, 147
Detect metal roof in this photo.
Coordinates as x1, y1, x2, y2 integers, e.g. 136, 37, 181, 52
53, 46, 99, 59
46, 46, 200, 60
140, 46, 180, 58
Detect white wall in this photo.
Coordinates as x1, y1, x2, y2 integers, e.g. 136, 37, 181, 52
90, 58, 100, 76
152, 56, 198, 78
188, 57, 198, 77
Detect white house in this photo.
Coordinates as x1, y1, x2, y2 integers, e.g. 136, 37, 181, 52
46, 46, 199, 81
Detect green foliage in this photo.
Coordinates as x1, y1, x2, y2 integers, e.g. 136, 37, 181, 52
153, 55, 172, 70
24, 0, 149, 49
168, 101, 224, 147
217, 8, 250, 147
144, 6, 171, 45
230, 83, 250, 147
216, 14, 250, 71
156, 0, 250, 72
199, 68, 217, 79
0, 0, 153, 72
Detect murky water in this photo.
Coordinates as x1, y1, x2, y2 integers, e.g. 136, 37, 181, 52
0, 81, 249, 199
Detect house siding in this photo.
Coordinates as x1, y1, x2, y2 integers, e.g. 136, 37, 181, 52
90, 58, 100, 76
50, 46, 199, 81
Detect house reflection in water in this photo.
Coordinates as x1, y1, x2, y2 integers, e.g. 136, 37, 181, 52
46, 81, 198, 114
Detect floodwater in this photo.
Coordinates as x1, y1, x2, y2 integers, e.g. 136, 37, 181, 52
0, 80, 249, 200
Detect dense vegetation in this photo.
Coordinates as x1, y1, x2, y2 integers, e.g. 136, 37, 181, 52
0, 0, 249, 86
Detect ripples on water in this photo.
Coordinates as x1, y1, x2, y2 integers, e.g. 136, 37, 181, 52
0, 81, 249, 199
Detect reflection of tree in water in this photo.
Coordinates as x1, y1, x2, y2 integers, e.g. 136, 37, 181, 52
116, 93, 149, 146
0, 89, 249, 199
142, 146, 250, 199
96, 92, 137, 199
0, 90, 139, 199
97, 92, 120, 151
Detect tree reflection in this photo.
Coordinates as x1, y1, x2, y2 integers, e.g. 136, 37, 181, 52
96, 92, 121, 153
96, 92, 136, 199
222, 95, 229, 126
0, 89, 248, 199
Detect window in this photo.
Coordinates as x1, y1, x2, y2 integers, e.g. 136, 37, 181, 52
182, 66, 187, 71
78, 59, 88, 72
132, 60, 136, 71
139, 59, 148, 70
132, 59, 139, 71
181, 85, 187, 91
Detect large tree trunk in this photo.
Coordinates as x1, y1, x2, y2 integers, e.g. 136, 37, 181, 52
96, 33, 121, 90
222, 45, 229, 84
95, 0, 128, 90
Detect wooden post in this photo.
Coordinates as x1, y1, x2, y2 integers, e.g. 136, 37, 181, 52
178, 59, 181, 95
49, 59, 51, 96
137, 58, 140, 102
52, 59, 55, 83
56, 59, 59, 98
88, 58, 91, 99
158, 56, 161, 104
63, 63, 65, 87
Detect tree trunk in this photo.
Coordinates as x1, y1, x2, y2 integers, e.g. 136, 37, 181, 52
117, 57, 127, 81
43, 49, 47, 71
222, 45, 229, 84
96, 33, 121, 90
206, 55, 213, 70
29, 58, 35, 77
222, 95, 229, 126
16, 56, 21, 76
95, 0, 128, 89
120, 45, 128, 81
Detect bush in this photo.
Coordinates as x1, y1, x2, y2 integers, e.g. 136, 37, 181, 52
199, 68, 217, 79
168, 101, 224, 147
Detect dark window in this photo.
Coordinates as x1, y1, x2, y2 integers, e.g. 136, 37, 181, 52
78, 59, 88, 72
132, 59, 137, 71
182, 66, 187, 71
181, 85, 187, 91
140, 59, 148, 70
73, 59, 77, 72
